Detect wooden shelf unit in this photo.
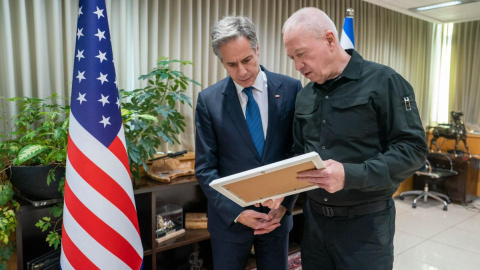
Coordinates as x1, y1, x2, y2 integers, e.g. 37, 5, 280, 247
14, 169, 306, 269
133, 176, 209, 270
134, 176, 307, 270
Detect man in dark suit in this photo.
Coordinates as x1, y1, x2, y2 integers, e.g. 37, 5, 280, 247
195, 16, 302, 270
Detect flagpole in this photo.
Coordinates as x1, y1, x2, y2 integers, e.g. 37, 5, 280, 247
340, 8, 355, 50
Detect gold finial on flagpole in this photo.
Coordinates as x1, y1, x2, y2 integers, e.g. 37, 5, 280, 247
346, 8, 354, 17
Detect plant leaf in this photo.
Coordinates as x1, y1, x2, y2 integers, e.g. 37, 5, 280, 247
14, 144, 48, 165
46, 231, 62, 249
0, 184, 14, 205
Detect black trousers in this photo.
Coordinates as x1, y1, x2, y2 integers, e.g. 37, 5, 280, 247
210, 233, 288, 270
301, 198, 395, 270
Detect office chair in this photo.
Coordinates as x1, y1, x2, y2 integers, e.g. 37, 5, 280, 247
398, 153, 458, 211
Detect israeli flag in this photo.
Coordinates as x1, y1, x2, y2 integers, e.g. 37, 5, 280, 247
340, 16, 355, 49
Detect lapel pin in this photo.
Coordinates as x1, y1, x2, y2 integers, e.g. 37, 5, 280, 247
275, 95, 280, 98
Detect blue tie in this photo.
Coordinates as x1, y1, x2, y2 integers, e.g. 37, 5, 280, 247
243, 87, 264, 158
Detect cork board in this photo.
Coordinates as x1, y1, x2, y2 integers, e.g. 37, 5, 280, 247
209, 152, 325, 207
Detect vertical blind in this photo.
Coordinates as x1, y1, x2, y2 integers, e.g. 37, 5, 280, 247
1, 0, 477, 152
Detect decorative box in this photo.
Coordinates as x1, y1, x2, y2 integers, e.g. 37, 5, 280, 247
156, 204, 183, 240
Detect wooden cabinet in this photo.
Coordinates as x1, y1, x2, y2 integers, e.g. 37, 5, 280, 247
426, 132, 480, 196
443, 156, 479, 204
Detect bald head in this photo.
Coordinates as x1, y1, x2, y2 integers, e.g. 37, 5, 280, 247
282, 7, 338, 41
282, 7, 351, 84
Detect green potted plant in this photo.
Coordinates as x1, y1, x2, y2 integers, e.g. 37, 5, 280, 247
0, 94, 69, 255
0, 94, 69, 200
120, 57, 200, 181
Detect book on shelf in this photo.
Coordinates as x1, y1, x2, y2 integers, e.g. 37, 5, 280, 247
185, 213, 208, 229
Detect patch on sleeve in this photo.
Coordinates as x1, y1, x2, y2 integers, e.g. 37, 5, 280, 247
403, 96, 412, 111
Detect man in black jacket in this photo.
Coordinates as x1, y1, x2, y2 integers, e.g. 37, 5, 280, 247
282, 7, 428, 270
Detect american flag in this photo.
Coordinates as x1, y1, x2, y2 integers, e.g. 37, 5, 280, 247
60, 0, 143, 269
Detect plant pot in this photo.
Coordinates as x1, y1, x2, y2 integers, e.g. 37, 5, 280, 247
8, 165, 64, 200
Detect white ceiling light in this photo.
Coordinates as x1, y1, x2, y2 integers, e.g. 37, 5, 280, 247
409, 0, 480, 12
415, 1, 462, 11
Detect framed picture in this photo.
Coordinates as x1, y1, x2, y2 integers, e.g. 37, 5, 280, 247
209, 152, 325, 207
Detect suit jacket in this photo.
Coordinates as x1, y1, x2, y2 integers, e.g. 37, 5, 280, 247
195, 66, 302, 243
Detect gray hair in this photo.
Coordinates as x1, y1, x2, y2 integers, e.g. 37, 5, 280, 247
282, 7, 338, 40
211, 16, 258, 60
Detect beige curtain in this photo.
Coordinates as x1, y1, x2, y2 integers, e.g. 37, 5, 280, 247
427, 23, 454, 125
352, 2, 433, 122
0, 0, 75, 136
0, 0, 439, 152
450, 21, 480, 127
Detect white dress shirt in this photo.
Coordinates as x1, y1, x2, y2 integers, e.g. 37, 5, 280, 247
233, 69, 268, 139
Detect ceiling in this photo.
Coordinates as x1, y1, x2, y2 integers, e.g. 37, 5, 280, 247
363, 0, 480, 23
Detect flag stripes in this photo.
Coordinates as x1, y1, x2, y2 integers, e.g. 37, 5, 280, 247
108, 133, 131, 174
340, 16, 355, 49
60, 228, 98, 270
64, 113, 143, 250
67, 114, 133, 195
64, 153, 142, 248
62, 95, 143, 269
66, 134, 140, 235
64, 182, 140, 269
62, 205, 128, 269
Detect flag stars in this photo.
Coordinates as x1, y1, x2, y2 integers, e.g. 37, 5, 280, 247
94, 28, 106, 41
99, 115, 111, 128
116, 97, 120, 108
95, 50, 107, 63
93, 6, 105, 19
76, 28, 84, 40
98, 94, 110, 106
77, 92, 87, 104
97, 72, 109, 85
78, 6, 83, 16
76, 71, 86, 83
76, 50, 85, 61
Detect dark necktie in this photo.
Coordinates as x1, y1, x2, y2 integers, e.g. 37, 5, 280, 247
243, 87, 264, 158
